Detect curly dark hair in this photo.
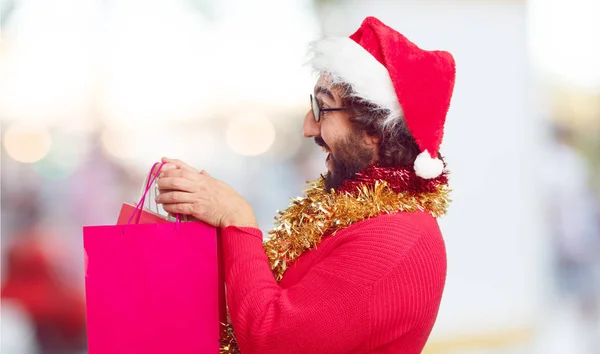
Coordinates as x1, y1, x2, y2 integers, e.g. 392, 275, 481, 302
335, 83, 422, 167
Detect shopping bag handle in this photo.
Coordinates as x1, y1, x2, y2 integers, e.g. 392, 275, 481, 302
125, 162, 180, 227
144, 163, 189, 223
138, 161, 160, 213
136, 162, 160, 213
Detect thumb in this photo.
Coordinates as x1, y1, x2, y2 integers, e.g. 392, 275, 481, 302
150, 161, 175, 177
161, 157, 198, 173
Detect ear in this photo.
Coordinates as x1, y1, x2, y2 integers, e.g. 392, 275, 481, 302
364, 132, 380, 146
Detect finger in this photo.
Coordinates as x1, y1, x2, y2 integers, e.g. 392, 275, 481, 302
159, 169, 203, 181
149, 162, 176, 178
156, 177, 198, 193
156, 191, 197, 204
199, 170, 212, 178
161, 157, 198, 173
163, 203, 195, 216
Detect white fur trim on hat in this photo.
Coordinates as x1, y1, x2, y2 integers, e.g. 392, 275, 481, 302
308, 36, 403, 122
414, 150, 444, 179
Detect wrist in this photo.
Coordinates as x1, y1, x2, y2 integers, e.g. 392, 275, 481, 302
221, 218, 259, 229
221, 207, 259, 229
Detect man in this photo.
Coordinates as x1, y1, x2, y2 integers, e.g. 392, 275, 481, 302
156, 16, 455, 354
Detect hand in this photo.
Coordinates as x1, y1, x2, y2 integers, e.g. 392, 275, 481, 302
155, 158, 258, 229
152, 157, 199, 177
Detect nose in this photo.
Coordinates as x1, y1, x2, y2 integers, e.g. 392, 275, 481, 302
303, 109, 320, 138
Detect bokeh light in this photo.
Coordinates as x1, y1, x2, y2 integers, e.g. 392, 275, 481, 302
3, 122, 52, 163
100, 126, 138, 160
32, 132, 90, 180
226, 115, 276, 156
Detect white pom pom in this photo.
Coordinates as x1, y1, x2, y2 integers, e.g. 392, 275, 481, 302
414, 150, 444, 179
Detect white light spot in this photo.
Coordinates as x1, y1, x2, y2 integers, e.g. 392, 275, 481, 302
3, 123, 52, 163
226, 115, 276, 156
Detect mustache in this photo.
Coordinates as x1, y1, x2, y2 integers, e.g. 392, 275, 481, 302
314, 137, 330, 150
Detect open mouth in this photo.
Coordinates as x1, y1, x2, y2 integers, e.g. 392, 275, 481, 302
315, 138, 332, 166
321, 146, 332, 165
321, 146, 331, 153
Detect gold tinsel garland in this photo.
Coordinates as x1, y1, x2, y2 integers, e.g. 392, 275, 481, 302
219, 174, 450, 353
264, 178, 450, 281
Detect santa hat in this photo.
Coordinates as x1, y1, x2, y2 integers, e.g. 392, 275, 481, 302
309, 16, 456, 179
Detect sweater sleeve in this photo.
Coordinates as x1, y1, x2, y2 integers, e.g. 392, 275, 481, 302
221, 226, 372, 354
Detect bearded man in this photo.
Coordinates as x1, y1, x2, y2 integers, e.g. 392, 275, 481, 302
156, 16, 456, 354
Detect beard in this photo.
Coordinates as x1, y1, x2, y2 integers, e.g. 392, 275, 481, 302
315, 133, 375, 191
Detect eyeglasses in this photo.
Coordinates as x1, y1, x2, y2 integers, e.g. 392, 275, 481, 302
310, 94, 346, 123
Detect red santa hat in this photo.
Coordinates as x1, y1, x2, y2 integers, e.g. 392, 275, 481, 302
309, 16, 456, 179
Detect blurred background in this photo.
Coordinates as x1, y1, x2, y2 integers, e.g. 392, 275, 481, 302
1, 0, 599, 353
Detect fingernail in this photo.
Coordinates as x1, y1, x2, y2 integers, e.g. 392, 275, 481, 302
158, 172, 164, 178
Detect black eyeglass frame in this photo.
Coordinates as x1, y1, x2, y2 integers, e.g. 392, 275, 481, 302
310, 94, 347, 123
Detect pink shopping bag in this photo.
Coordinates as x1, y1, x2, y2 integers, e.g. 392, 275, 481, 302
83, 163, 220, 354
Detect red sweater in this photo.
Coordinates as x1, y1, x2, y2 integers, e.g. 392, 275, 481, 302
222, 211, 447, 354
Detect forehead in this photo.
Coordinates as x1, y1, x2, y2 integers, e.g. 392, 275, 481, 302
314, 74, 341, 101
